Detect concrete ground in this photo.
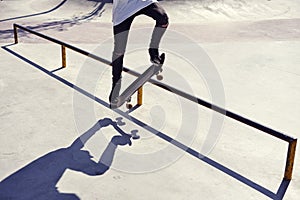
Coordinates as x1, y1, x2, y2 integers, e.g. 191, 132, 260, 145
0, 0, 299, 199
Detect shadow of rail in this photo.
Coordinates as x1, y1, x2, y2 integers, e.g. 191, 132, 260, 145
1, 44, 292, 200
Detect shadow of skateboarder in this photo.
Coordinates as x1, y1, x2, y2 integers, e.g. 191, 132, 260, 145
0, 118, 133, 200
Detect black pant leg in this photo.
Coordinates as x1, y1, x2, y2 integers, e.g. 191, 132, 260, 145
140, 2, 169, 49
112, 16, 134, 83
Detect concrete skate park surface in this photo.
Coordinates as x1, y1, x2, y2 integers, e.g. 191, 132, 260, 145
0, 0, 300, 199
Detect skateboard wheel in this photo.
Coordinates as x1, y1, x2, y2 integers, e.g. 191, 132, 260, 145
126, 103, 133, 109
156, 74, 163, 81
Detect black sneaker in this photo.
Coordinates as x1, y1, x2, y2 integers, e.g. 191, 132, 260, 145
109, 81, 121, 109
149, 48, 165, 65
109, 97, 119, 109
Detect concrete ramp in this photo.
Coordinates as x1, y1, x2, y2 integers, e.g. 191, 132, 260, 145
2, 0, 300, 23
0, 0, 105, 21
163, 0, 300, 22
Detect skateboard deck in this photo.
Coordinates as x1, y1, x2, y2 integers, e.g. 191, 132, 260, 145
112, 54, 165, 109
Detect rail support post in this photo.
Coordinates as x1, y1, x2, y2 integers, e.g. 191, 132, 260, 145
137, 87, 143, 106
13, 24, 18, 44
61, 45, 66, 68
284, 139, 297, 180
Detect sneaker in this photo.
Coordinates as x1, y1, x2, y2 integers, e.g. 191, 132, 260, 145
109, 97, 119, 109
149, 48, 165, 65
109, 80, 121, 109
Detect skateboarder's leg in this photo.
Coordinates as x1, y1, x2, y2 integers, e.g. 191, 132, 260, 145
110, 52, 123, 102
140, 3, 169, 64
110, 17, 134, 107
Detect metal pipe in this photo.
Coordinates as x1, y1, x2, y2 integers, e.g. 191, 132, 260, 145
284, 139, 297, 180
13, 24, 18, 44
137, 87, 143, 106
61, 45, 66, 68
12, 23, 296, 143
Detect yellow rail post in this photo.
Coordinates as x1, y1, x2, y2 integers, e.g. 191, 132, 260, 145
61, 45, 66, 68
137, 87, 143, 106
284, 139, 297, 180
13, 24, 18, 44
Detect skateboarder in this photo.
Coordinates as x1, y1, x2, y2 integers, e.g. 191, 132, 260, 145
109, 0, 169, 108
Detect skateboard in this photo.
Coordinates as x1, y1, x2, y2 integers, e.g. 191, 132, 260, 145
112, 53, 165, 109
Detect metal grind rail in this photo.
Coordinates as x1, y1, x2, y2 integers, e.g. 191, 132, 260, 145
13, 23, 297, 181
